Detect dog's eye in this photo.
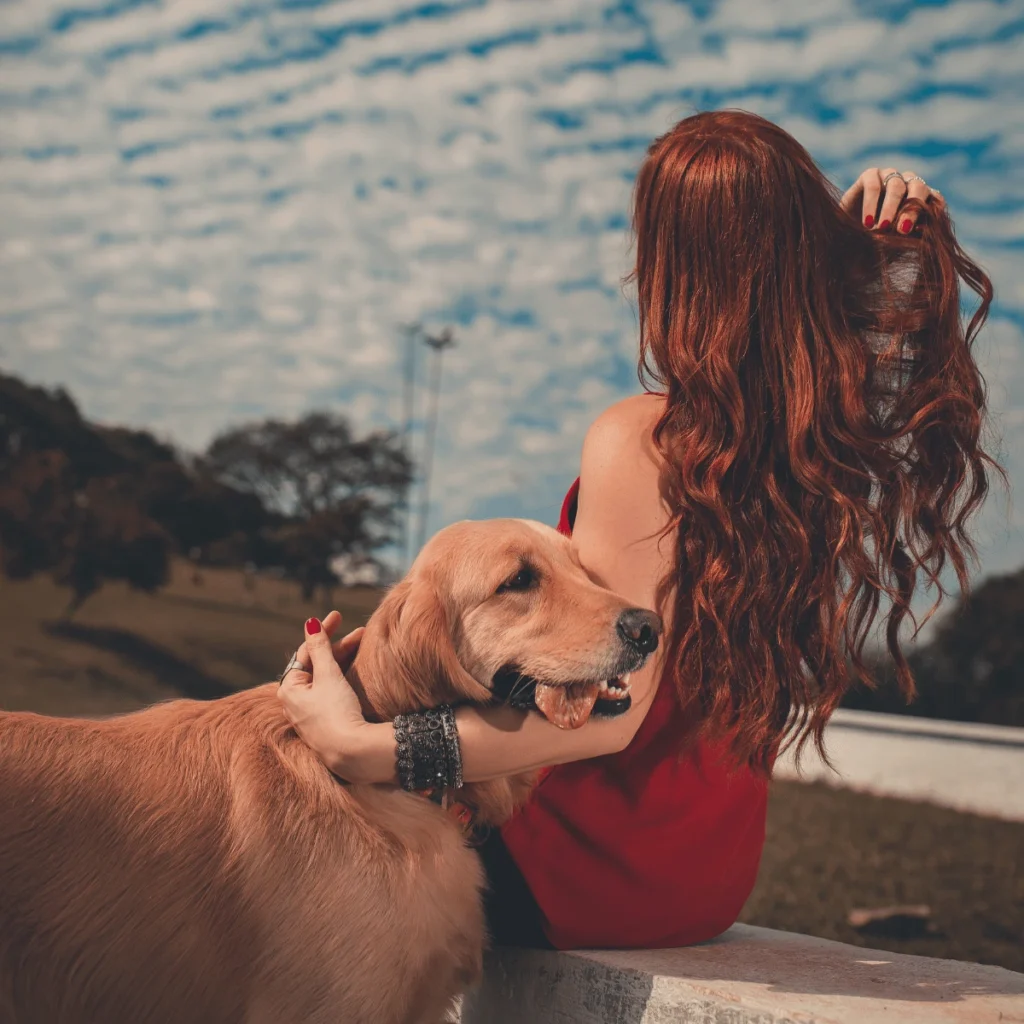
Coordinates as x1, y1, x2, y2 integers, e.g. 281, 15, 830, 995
496, 566, 537, 595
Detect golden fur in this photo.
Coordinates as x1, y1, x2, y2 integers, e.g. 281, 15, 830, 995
0, 519, 648, 1024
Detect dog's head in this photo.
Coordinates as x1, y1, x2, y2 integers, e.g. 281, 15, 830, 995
348, 518, 661, 823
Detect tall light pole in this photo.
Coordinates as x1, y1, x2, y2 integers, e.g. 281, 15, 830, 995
416, 327, 455, 556
397, 322, 421, 571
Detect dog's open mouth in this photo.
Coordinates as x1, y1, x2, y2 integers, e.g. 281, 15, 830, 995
491, 666, 632, 729
535, 677, 632, 730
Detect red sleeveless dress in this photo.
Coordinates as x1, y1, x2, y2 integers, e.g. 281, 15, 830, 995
499, 479, 769, 949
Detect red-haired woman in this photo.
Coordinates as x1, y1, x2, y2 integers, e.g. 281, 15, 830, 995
279, 110, 998, 950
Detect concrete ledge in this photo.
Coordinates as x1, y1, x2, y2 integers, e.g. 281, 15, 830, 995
459, 924, 1024, 1023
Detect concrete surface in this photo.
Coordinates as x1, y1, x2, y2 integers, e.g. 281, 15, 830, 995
774, 709, 1024, 821
459, 924, 1024, 1023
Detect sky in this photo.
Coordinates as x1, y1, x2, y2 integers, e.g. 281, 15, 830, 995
1, 0, 1023, 610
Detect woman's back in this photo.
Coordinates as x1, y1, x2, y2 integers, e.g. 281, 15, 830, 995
501, 466, 769, 949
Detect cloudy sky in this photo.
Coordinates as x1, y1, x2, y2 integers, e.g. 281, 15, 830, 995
1, 0, 1022, 605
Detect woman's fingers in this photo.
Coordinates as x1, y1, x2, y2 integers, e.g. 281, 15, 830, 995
897, 174, 931, 233
840, 175, 863, 214
303, 617, 346, 683
277, 616, 373, 775
284, 610, 361, 680
861, 168, 884, 228
279, 658, 311, 694
875, 169, 907, 231
845, 167, 945, 234
335, 627, 364, 672
310, 610, 362, 665
289, 615, 362, 680
290, 641, 312, 676
841, 168, 884, 228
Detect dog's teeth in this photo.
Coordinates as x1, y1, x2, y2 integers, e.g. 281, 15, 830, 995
596, 676, 633, 700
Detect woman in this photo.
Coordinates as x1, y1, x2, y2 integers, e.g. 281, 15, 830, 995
278, 110, 998, 951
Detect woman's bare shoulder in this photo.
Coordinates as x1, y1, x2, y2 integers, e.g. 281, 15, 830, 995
575, 394, 674, 600
582, 393, 666, 469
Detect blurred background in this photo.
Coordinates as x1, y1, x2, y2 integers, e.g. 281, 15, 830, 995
1, 0, 1021, 975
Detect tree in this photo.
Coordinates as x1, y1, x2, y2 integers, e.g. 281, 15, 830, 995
0, 450, 171, 617
133, 459, 273, 554
0, 450, 74, 581
843, 570, 1024, 727
53, 474, 171, 617
204, 413, 412, 597
0, 370, 276, 562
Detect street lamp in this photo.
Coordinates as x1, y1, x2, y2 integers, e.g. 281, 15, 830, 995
416, 327, 455, 556
397, 322, 421, 571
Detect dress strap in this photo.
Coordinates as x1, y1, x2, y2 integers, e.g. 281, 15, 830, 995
557, 478, 581, 537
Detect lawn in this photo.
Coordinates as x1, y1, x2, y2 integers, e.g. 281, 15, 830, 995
0, 560, 378, 717
742, 781, 1023, 973
1, 566, 1021, 973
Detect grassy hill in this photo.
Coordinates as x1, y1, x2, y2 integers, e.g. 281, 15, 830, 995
0, 560, 379, 717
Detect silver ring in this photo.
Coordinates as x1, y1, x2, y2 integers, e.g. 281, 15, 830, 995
903, 174, 926, 187
277, 651, 304, 684
881, 171, 906, 188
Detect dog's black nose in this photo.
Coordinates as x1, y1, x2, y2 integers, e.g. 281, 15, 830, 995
617, 609, 662, 656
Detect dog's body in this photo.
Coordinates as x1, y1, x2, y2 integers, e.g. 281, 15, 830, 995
0, 519, 660, 1024
1, 688, 488, 1024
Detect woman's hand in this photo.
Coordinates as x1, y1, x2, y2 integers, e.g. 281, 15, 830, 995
277, 612, 392, 783
842, 167, 944, 234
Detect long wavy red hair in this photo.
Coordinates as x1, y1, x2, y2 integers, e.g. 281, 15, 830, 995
632, 110, 1002, 773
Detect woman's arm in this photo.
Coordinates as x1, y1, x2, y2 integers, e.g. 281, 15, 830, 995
282, 394, 674, 785
340, 684, 661, 785
465, 395, 674, 779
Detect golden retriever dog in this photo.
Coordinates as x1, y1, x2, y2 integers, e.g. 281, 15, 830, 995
0, 518, 660, 1024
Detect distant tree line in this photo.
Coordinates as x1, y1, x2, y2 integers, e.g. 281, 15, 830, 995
0, 371, 411, 615
846, 573, 1024, 728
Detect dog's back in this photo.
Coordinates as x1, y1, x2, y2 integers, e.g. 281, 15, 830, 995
0, 687, 486, 1024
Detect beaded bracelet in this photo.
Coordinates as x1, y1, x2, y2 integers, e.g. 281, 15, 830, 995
439, 706, 464, 790
393, 705, 464, 792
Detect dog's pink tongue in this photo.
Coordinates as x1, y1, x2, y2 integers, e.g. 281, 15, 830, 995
534, 682, 600, 730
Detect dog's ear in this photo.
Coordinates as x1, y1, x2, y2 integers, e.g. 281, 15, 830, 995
355, 575, 490, 720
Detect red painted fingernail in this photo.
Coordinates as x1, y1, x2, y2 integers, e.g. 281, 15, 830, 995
879, 219, 891, 231
864, 215, 874, 228
899, 218, 912, 234
305, 617, 321, 635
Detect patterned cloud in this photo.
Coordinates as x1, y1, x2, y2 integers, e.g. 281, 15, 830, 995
1, 0, 1022, 607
